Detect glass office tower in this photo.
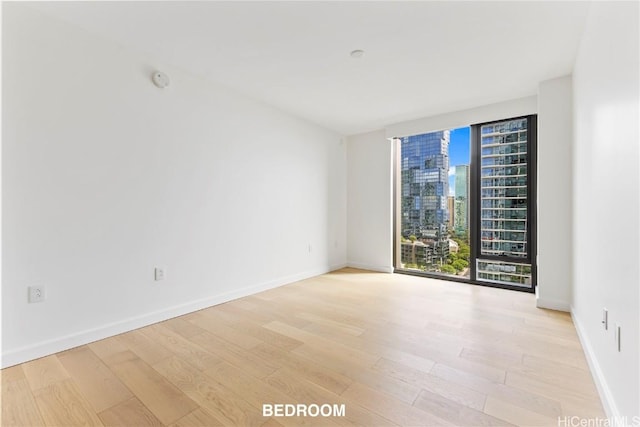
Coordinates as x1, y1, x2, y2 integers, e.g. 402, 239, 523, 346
400, 131, 450, 266
454, 164, 470, 235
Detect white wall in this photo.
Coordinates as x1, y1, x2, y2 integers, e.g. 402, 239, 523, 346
385, 96, 537, 138
346, 130, 393, 272
536, 76, 573, 311
2, 4, 346, 367
572, 1, 639, 419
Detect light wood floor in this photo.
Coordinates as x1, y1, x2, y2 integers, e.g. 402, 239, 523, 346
1, 268, 604, 426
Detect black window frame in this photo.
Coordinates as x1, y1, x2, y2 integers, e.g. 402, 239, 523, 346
392, 114, 537, 293
470, 114, 537, 292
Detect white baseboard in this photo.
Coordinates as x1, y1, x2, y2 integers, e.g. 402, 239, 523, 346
536, 296, 571, 312
329, 263, 348, 271
1, 266, 333, 369
346, 262, 393, 274
571, 308, 619, 420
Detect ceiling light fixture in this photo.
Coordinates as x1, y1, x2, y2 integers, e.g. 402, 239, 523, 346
350, 49, 365, 59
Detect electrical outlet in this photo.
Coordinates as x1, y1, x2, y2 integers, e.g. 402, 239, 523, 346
28, 286, 45, 303
602, 308, 608, 330
154, 267, 166, 281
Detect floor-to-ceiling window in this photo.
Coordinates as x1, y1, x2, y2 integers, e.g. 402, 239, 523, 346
394, 115, 537, 292
396, 127, 471, 279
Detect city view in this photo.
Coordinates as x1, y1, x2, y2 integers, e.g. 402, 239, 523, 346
399, 119, 533, 287
399, 127, 471, 279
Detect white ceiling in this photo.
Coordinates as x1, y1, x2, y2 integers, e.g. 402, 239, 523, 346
29, 1, 591, 135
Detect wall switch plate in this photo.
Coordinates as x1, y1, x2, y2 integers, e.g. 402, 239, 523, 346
602, 308, 608, 330
154, 267, 166, 281
28, 286, 45, 303
615, 324, 621, 352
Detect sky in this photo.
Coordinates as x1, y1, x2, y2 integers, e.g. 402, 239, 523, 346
448, 126, 470, 196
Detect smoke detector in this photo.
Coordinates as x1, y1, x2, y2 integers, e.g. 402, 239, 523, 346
152, 71, 170, 88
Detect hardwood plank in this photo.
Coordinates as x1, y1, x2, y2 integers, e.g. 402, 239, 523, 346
109, 351, 198, 425
250, 342, 352, 395
357, 329, 474, 373
284, 317, 440, 381
520, 354, 598, 390
170, 408, 225, 427
1, 378, 45, 426
215, 302, 278, 326
488, 384, 564, 420
341, 381, 453, 426
264, 321, 379, 368
292, 344, 420, 405
459, 346, 523, 370
512, 327, 583, 351
99, 349, 139, 367
371, 356, 436, 383
431, 362, 505, 394
0, 365, 26, 384
117, 329, 174, 365
505, 371, 600, 404
508, 362, 598, 398
190, 331, 279, 379
361, 324, 508, 384
206, 362, 340, 427
377, 348, 438, 376
265, 368, 397, 427
561, 396, 607, 419
432, 362, 564, 419
153, 355, 267, 426
160, 316, 208, 339
499, 336, 589, 369
33, 379, 104, 426
285, 296, 386, 331
98, 397, 163, 426
413, 389, 514, 426
22, 355, 70, 391
88, 336, 131, 365
298, 312, 365, 336
261, 418, 286, 427
517, 318, 580, 340
58, 346, 133, 412
188, 311, 264, 349
205, 361, 292, 407
204, 312, 304, 352
140, 323, 223, 372
372, 358, 486, 411
483, 396, 558, 427
230, 297, 313, 329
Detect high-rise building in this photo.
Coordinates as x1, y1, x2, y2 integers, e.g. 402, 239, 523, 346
447, 196, 455, 229
477, 118, 532, 286
400, 131, 450, 261
454, 164, 470, 235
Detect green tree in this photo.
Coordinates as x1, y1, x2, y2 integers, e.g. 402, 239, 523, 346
440, 264, 456, 274
409, 235, 417, 242
458, 242, 470, 261
452, 259, 469, 272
